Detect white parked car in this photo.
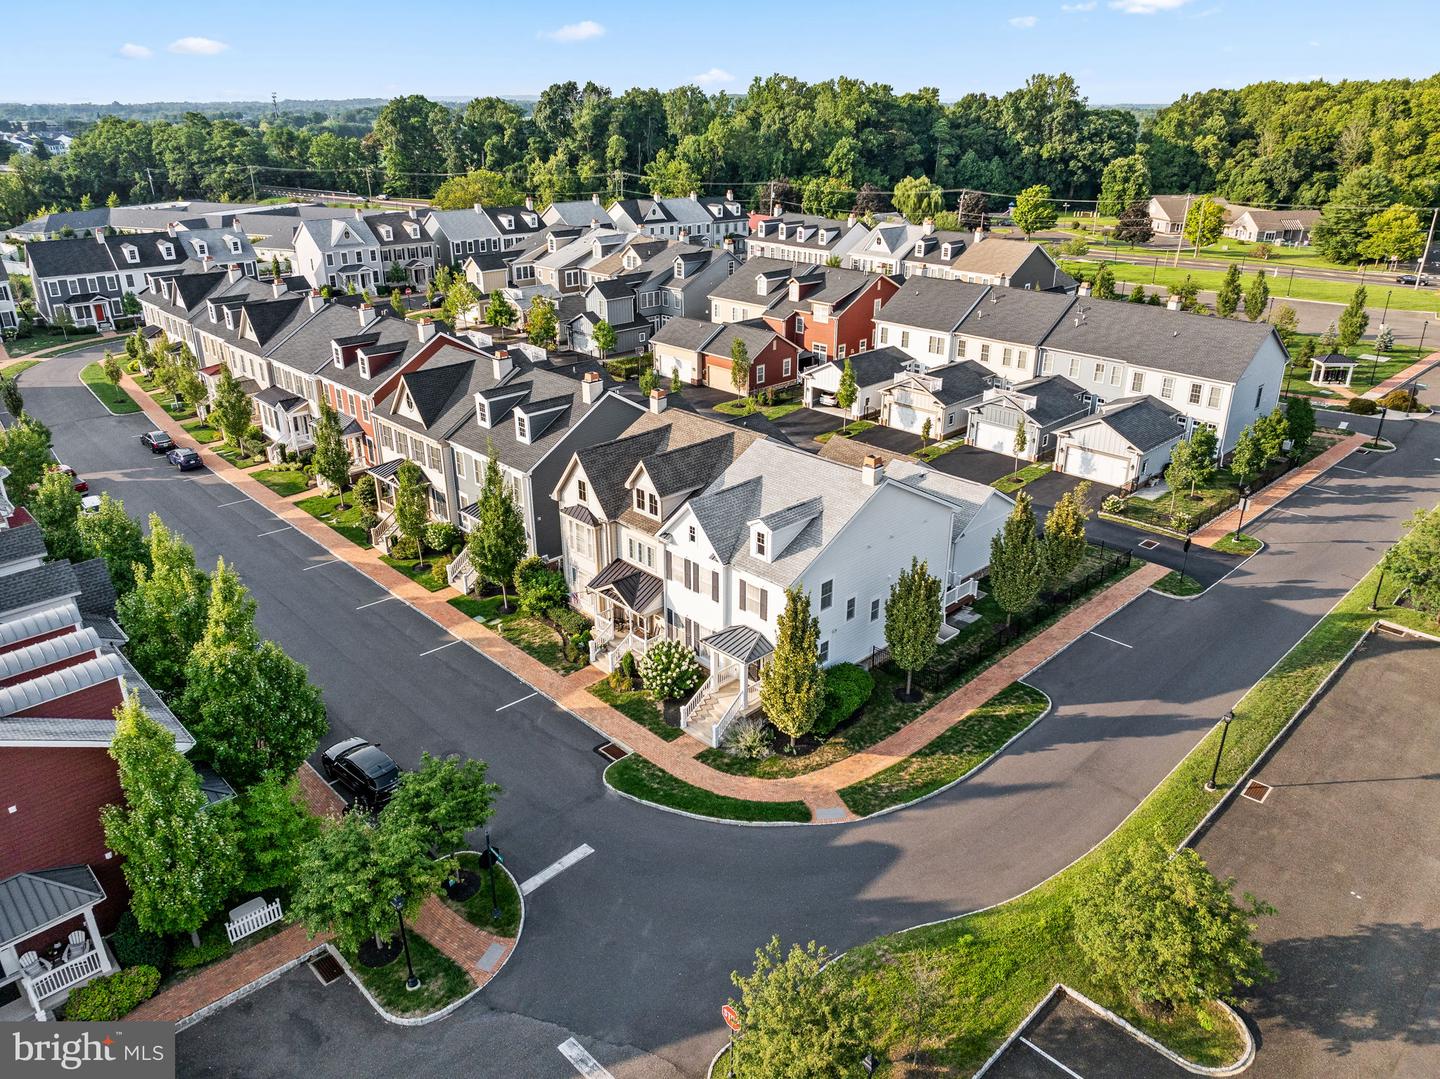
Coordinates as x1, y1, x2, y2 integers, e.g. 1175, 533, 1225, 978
80, 495, 103, 513
818, 392, 838, 407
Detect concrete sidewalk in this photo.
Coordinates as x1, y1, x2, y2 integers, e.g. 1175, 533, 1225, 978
1361, 352, 1438, 399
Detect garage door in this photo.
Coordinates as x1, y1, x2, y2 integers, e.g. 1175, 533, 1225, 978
888, 404, 928, 434
1064, 447, 1130, 487
972, 421, 1012, 455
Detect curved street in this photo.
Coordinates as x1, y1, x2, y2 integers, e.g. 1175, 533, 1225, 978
20, 346, 1440, 1077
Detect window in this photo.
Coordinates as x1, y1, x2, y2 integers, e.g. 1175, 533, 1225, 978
1160, 377, 1175, 400
738, 579, 768, 618
1110, 366, 1121, 386
813, 343, 827, 361
427, 443, 441, 471
1131, 372, 1144, 393
858, 339, 867, 352
712, 572, 720, 602
647, 492, 658, 516
878, 326, 889, 345
46, 280, 60, 298
688, 525, 696, 543
980, 343, 990, 363
794, 315, 805, 334
929, 335, 945, 356
634, 489, 645, 511
1017, 350, 1028, 371
846, 597, 855, 621
818, 640, 829, 663
577, 478, 587, 503
1094, 362, 1106, 383
515, 413, 528, 440
836, 345, 846, 360
1255, 384, 1264, 408
755, 530, 766, 557
782, 357, 792, 377
381, 425, 393, 450
900, 330, 910, 349
1068, 356, 1079, 378
455, 453, 466, 481
820, 580, 833, 610
870, 598, 880, 621
1207, 386, 1222, 408
1002, 347, 1013, 367
1188, 383, 1203, 405
756, 364, 765, 383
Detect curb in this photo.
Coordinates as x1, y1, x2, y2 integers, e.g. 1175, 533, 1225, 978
76, 365, 141, 417
1147, 541, 1267, 601
602, 757, 821, 829
172, 940, 329, 1033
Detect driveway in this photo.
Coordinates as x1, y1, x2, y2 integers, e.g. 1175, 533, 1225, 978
850, 424, 925, 454
1023, 468, 1118, 513
676, 383, 842, 449
927, 444, 1015, 484
1195, 631, 1440, 1079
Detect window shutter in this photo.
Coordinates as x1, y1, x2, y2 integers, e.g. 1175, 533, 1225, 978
712, 571, 719, 602
759, 588, 768, 621
665, 550, 673, 579
738, 581, 746, 611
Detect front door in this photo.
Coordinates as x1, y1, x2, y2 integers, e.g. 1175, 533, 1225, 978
93, 304, 106, 325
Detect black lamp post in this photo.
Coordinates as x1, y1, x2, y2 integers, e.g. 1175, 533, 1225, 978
484, 830, 502, 923
1369, 547, 1392, 612
391, 895, 420, 991
1232, 485, 1251, 541
1205, 711, 1234, 792
1373, 405, 1389, 449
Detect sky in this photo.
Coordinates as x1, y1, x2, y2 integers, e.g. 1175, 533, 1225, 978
8, 0, 1438, 106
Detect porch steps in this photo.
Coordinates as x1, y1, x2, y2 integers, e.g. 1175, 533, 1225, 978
682, 686, 740, 748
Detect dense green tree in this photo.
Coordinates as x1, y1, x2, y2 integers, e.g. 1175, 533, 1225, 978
484, 290, 516, 328
1182, 195, 1226, 249
0, 413, 51, 497
0, 374, 23, 419
1284, 396, 1316, 459
760, 587, 825, 750
1337, 286, 1370, 348
392, 460, 431, 564
1388, 505, 1440, 621
468, 445, 528, 608
1114, 200, 1154, 245
371, 95, 450, 196
430, 169, 525, 210
1012, 184, 1058, 239
1092, 263, 1117, 301
116, 516, 210, 697
76, 493, 148, 595
988, 492, 1045, 626
1313, 166, 1399, 264
884, 558, 941, 696
1216, 264, 1242, 318
212, 367, 254, 450
233, 776, 320, 894
836, 358, 857, 412
729, 336, 751, 395
1358, 204, 1426, 266
381, 752, 499, 857
1243, 270, 1270, 322
524, 295, 557, 349
892, 175, 944, 223
1271, 304, 1299, 349
1042, 484, 1090, 587
30, 468, 85, 561
592, 319, 617, 360
102, 694, 237, 944
1097, 153, 1150, 217
311, 400, 351, 508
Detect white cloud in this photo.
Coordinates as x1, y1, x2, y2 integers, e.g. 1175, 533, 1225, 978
168, 36, 229, 55
693, 68, 735, 87
1109, 0, 1192, 12
1061, 2, 1097, 11
1009, 15, 1039, 28
118, 43, 152, 60
539, 20, 605, 43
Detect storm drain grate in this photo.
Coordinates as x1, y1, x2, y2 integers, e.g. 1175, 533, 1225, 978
1242, 780, 1272, 804
309, 952, 344, 985
1137, 538, 1160, 551
595, 741, 629, 763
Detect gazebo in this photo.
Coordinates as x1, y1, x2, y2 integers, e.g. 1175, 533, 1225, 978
1310, 352, 1359, 387
0, 866, 114, 1020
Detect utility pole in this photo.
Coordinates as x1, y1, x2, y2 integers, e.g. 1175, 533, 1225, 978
248, 165, 258, 201
1173, 194, 1191, 268
144, 166, 156, 199
364, 167, 373, 202
1418, 206, 1439, 290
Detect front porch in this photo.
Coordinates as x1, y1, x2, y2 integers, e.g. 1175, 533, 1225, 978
0, 866, 114, 1021
679, 626, 773, 747
584, 560, 664, 671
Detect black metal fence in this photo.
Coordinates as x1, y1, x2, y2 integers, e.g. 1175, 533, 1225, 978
918, 543, 1134, 693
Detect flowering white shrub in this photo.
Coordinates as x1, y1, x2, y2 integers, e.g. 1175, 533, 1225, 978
639, 640, 704, 700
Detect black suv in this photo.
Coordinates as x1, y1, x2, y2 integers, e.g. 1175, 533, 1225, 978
320, 737, 402, 808
141, 430, 175, 453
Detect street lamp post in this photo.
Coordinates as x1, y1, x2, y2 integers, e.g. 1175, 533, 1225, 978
1232, 485, 1251, 540
484, 829, 502, 923
391, 895, 420, 991
1373, 405, 1389, 449
1205, 711, 1235, 792
1369, 549, 1390, 612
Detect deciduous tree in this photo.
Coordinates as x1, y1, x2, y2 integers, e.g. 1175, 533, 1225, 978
884, 557, 941, 697
988, 491, 1045, 626
1012, 183, 1057, 239
1182, 195, 1226, 250
382, 752, 499, 857
524, 295, 557, 349
484, 289, 516, 328
233, 775, 319, 895
1358, 204, 1426, 266
1092, 262, 1117, 301
76, 493, 148, 595
592, 318, 617, 360
729, 336, 750, 395
760, 586, 824, 751
30, 468, 85, 562
1388, 505, 1440, 622
1216, 264, 1242, 318
1114, 200, 1153, 246
1243, 270, 1270, 322
836, 358, 857, 412
1284, 396, 1316, 459
467, 445, 528, 607
0, 413, 51, 497
393, 459, 431, 564
116, 516, 210, 697
212, 367, 254, 450
311, 400, 351, 508
1042, 483, 1090, 588
1337, 286, 1369, 348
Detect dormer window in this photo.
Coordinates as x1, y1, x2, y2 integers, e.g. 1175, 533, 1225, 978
332, 343, 343, 366
405, 222, 419, 238
515, 412, 528, 441
379, 225, 392, 242
192, 240, 206, 257
634, 489, 645, 512
121, 243, 139, 264
499, 214, 514, 229
227, 237, 241, 254
673, 257, 685, 279
522, 213, 537, 227
159, 241, 175, 259
223, 308, 234, 329
754, 530, 766, 557
476, 400, 489, 427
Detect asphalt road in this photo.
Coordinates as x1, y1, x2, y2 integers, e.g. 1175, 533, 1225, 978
21, 347, 1440, 1078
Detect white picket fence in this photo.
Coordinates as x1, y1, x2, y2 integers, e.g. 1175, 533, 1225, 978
226, 898, 284, 945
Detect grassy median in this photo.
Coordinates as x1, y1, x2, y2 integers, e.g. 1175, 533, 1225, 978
80, 363, 141, 414
606, 755, 811, 823
342, 932, 470, 1017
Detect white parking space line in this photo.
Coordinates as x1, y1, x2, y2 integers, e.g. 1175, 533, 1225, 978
1021, 1037, 1085, 1078
418, 639, 461, 657
557, 1038, 613, 1078
1334, 465, 1366, 473
1273, 507, 1309, 518
257, 526, 291, 537
356, 596, 396, 610
1087, 631, 1132, 649
302, 558, 341, 571
521, 844, 595, 896
495, 691, 537, 712
217, 498, 250, 508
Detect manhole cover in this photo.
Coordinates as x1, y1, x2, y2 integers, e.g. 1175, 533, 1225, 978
309, 952, 344, 985
1242, 780, 1272, 803
1137, 538, 1160, 551
595, 741, 628, 762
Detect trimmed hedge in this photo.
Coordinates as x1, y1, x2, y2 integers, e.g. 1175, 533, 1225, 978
64, 965, 161, 1021
816, 663, 874, 736
1346, 397, 1378, 415
109, 911, 171, 973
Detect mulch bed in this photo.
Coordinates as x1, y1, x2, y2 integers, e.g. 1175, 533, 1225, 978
442, 869, 482, 902
355, 935, 403, 969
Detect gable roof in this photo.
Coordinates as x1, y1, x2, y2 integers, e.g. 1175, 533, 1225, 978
978, 375, 1090, 426
1057, 394, 1187, 452
0, 522, 47, 567
956, 285, 1077, 346
877, 277, 988, 332
0, 866, 105, 947
650, 316, 723, 353
892, 361, 995, 405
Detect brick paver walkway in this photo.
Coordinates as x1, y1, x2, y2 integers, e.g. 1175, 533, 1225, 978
119, 373, 1181, 822
1192, 433, 1368, 548
413, 896, 515, 989
1361, 353, 1438, 400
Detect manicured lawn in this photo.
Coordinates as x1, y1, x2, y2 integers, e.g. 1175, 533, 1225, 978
380, 553, 450, 592
496, 614, 584, 674
153, 393, 194, 420
914, 440, 962, 463
699, 546, 1138, 780
1120, 467, 1240, 532
588, 679, 684, 742
1211, 531, 1261, 555
342, 932, 471, 1018
448, 593, 510, 621
992, 462, 1052, 494
834, 562, 1430, 1072
0, 359, 40, 378
252, 467, 311, 498
79, 363, 141, 414
1284, 339, 1431, 394
214, 444, 268, 468
1062, 258, 1440, 312
296, 493, 371, 548
606, 755, 811, 823
1152, 571, 1204, 597
441, 852, 522, 937
813, 419, 876, 444
712, 398, 804, 421
838, 684, 1049, 817
181, 417, 222, 444
2, 328, 104, 356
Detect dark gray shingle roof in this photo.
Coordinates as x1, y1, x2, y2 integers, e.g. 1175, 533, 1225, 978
877, 278, 988, 332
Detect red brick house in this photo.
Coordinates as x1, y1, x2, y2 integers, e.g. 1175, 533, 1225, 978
650, 317, 801, 396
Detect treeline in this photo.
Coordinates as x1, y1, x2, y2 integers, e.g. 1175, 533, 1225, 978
3, 73, 1438, 236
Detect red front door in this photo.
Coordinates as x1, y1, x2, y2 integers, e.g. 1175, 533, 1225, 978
93, 304, 105, 324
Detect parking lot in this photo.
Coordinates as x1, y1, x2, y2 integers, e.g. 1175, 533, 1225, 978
980, 989, 1197, 1078
1196, 629, 1440, 1078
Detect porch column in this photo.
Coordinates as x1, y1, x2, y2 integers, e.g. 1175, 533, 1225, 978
26, 975, 44, 1021
739, 662, 749, 710
84, 908, 113, 974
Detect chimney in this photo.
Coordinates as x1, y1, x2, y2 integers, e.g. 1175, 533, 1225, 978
922, 217, 935, 236
723, 236, 736, 254
407, 206, 417, 219
492, 348, 514, 380
308, 288, 323, 313
861, 454, 884, 486
353, 207, 364, 220
679, 228, 690, 244
725, 188, 735, 201
200, 255, 214, 272
1077, 280, 1091, 297
847, 212, 857, 228
525, 194, 535, 211
772, 202, 783, 218
358, 302, 374, 326
972, 229, 985, 245
1166, 294, 1182, 311
226, 264, 242, 284
591, 193, 601, 206
415, 317, 436, 342
166, 222, 178, 238
581, 370, 602, 404
649, 388, 668, 414
95, 230, 107, 244
271, 276, 285, 299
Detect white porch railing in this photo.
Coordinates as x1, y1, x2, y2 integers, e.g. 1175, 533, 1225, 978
944, 577, 980, 608
369, 513, 398, 549
707, 693, 746, 749
26, 948, 104, 1005
226, 898, 284, 945
679, 668, 721, 728
446, 548, 478, 594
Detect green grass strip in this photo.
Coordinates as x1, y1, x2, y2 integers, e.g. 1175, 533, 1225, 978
606, 755, 810, 822
589, 680, 685, 742
80, 363, 141, 414
342, 932, 471, 1017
